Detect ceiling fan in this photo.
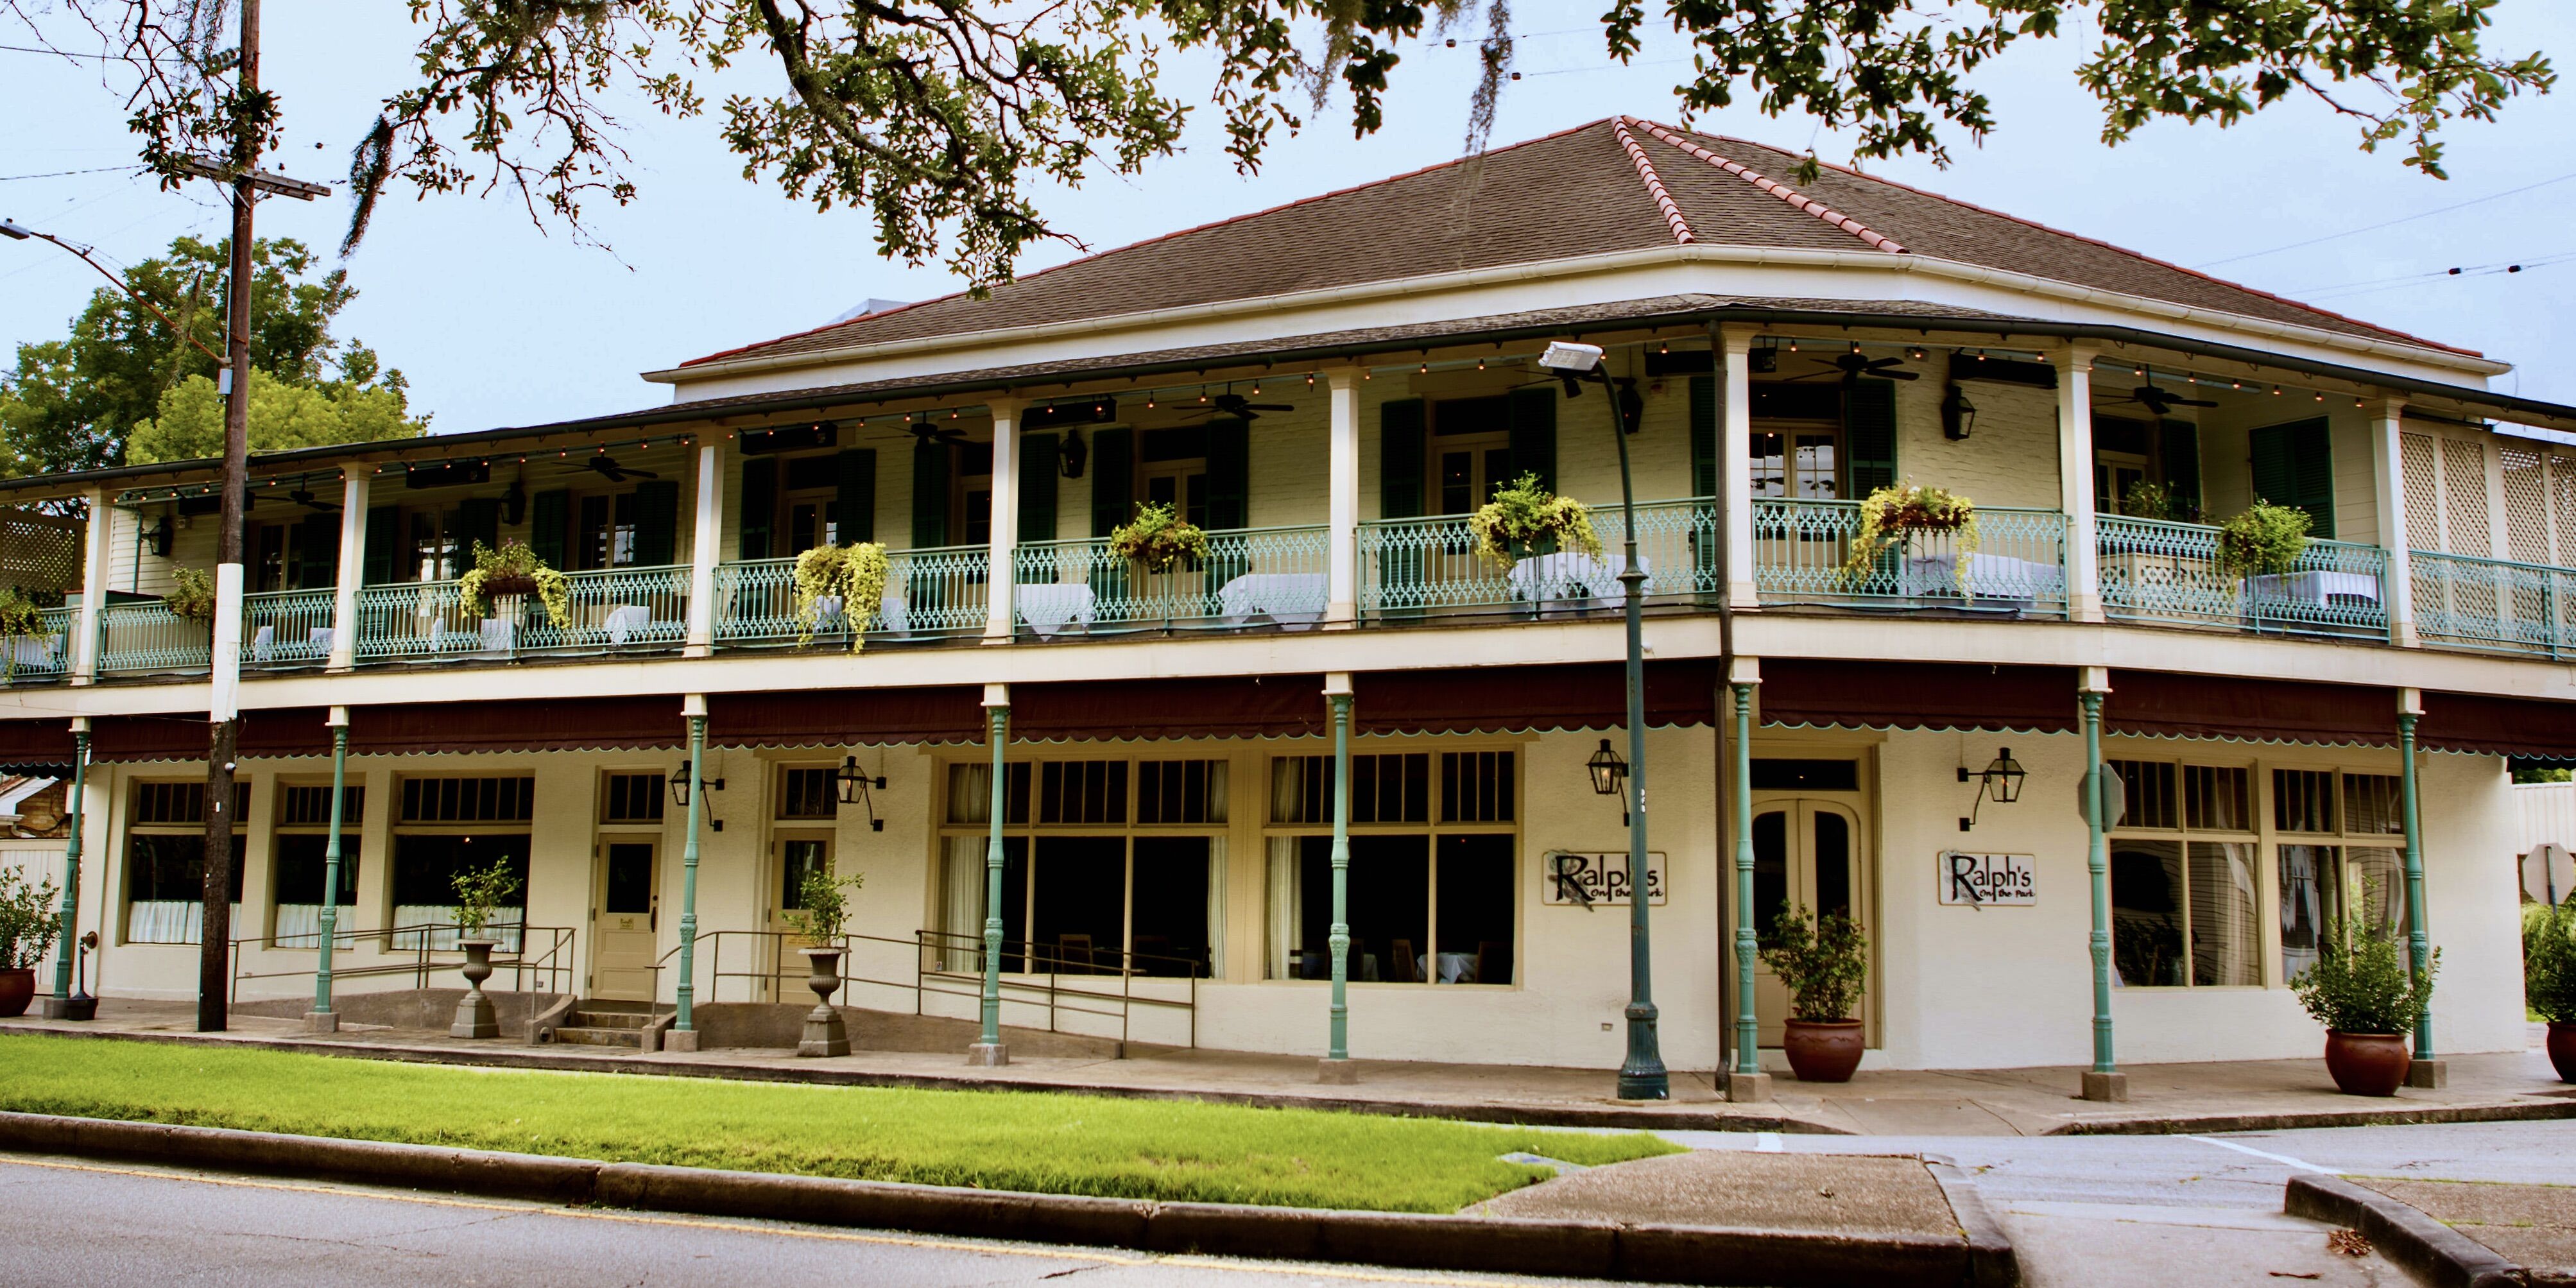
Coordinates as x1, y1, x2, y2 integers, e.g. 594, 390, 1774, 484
285, 486, 339, 512
561, 453, 661, 483
1174, 391, 1296, 423
1786, 350, 1919, 385
906, 417, 968, 447
2097, 369, 2218, 416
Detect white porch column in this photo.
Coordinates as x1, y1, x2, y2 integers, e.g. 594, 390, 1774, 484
983, 398, 1024, 642
1325, 365, 1361, 628
2369, 395, 2418, 647
2054, 344, 2104, 623
686, 434, 725, 656
71, 485, 113, 685
1720, 325, 1758, 608
327, 470, 368, 671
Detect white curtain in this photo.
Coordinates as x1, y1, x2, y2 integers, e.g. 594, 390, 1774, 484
938, 835, 986, 972
390, 906, 524, 952
1264, 836, 1301, 980
126, 900, 238, 945
273, 904, 324, 947
946, 764, 991, 825
1203, 836, 1227, 979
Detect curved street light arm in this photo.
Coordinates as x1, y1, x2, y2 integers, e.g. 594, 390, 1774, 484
1, 221, 227, 365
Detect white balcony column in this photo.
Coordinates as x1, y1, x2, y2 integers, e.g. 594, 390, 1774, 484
71, 485, 114, 685
1720, 325, 1758, 608
685, 433, 725, 657
326, 470, 368, 671
983, 397, 1025, 643
1325, 365, 1362, 628
2368, 395, 2417, 647
2055, 343, 2105, 623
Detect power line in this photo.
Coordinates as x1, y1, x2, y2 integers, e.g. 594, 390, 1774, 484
1, 165, 146, 182
0, 42, 189, 63
2300, 251, 2576, 304
2195, 170, 2576, 269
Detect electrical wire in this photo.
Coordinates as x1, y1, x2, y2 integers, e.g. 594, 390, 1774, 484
0, 165, 146, 182
2194, 170, 2576, 269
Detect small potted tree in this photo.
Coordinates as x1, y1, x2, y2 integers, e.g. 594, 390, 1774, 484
1759, 905, 1869, 1082
1844, 481, 1979, 594
0, 867, 64, 1018
2217, 501, 2312, 581
1110, 502, 1210, 632
456, 540, 571, 633
2525, 900, 2576, 1083
2291, 886, 2438, 1096
447, 858, 522, 1039
779, 868, 865, 1057
164, 567, 218, 625
791, 542, 891, 649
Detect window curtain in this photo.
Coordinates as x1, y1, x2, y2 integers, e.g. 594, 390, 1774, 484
390, 906, 524, 952
1203, 836, 1228, 981
125, 900, 240, 945
274, 904, 325, 947
946, 762, 991, 825
939, 834, 986, 972
1264, 836, 1301, 980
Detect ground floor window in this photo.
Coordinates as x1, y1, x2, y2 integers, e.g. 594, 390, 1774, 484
2278, 844, 2404, 979
391, 833, 530, 950
271, 784, 365, 948
936, 832, 1224, 978
125, 833, 244, 944
1263, 834, 1515, 984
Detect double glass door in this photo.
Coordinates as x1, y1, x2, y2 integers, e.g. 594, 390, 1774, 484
1747, 798, 1866, 1047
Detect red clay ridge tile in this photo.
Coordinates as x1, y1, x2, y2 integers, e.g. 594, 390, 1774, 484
1635, 119, 1905, 255
1613, 116, 1695, 245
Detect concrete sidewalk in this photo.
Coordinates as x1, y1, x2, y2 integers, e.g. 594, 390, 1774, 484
6, 1002, 2572, 1137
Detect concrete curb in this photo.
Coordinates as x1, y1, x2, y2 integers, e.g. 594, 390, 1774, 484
0, 1111, 2000, 1287
2048, 1101, 2576, 1137
2283, 1174, 2529, 1288
1927, 1162, 2022, 1288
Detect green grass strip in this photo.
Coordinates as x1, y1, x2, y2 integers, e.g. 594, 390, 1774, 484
0, 1034, 1678, 1212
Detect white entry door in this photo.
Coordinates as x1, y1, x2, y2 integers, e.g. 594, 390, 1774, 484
1749, 799, 1866, 1047
590, 839, 659, 1001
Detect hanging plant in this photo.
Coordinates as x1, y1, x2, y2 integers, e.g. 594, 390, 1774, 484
456, 540, 571, 625
1843, 482, 1979, 582
1110, 502, 1210, 573
1466, 472, 1602, 567
791, 542, 891, 649
164, 567, 218, 624
2217, 502, 2312, 580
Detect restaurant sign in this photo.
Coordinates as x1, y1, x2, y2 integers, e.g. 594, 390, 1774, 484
1543, 851, 1667, 907
1937, 851, 2035, 907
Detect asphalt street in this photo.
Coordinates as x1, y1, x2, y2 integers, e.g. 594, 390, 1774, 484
2, 1121, 2568, 1286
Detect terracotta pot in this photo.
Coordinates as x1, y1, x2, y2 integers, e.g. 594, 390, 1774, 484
2323, 1031, 2410, 1097
0, 967, 33, 1018
1782, 1018, 1865, 1083
2548, 1023, 2576, 1084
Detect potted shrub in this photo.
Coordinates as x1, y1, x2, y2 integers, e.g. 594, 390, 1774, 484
0, 867, 64, 1018
2526, 900, 2576, 1083
164, 566, 218, 625
1110, 502, 1210, 631
2217, 501, 2312, 581
780, 868, 864, 1057
2116, 481, 2181, 523
2290, 887, 2438, 1096
456, 540, 571, 627
1466, 472, 1602, 567
1759, 905, 1869, 1082
791, 542, 891, 650
447, 858, 522, 1039
1844, 481, 1979, 592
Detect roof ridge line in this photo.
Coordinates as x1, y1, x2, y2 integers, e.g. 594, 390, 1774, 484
1612, 116, 1694, 245
1633, 119, 1905, 255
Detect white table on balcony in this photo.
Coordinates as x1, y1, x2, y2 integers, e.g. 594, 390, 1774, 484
2246, 571, 2380, 611
806, 593, 911, 639
1510, 553, 1645, 615
1898, 553, 2064, 609
1217, 572, 1327, 630
1017, 584, 1095, 639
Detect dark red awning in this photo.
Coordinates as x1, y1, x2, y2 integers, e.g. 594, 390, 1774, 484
1013, 675, 1327, 742
1353, 661, 1724, 735
1758, 660, 2078, 734
2418, 691, 2576, 759
0, 717, 74, 773
708, 686, 986, 748
2105, 669, 2396, 747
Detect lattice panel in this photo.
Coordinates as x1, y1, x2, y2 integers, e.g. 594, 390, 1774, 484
0, 506, 82, 595
2554, 454, 2576, 567
2502, 444, 2550, 565
2401, 433, 2442, 550
2442, 436, 2491, 556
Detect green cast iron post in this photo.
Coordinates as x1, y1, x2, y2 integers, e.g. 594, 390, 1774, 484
1730, 682, 1759, 1076
674, 712, 707, 1033
49, 730, 90, 1000
2398, 710, 2434, 1060
311, 723, 348, 1015
2082, 691, 2116, 1074
1327, 690, 1353, 1061
979, 702, 1010, 1049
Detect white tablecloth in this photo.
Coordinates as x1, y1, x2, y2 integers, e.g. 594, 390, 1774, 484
1017, 584, 1096, 639
603, 604, 652, 646
1416, 952, 1479, 984
1899, 553, 2065, 602
250, 624, 332, 664
1217, 572, 1327, 630
807, 593, 911, 638
1510, 553, 1645, 613
4, 635, 60, 670
2249, 571, 2380, 607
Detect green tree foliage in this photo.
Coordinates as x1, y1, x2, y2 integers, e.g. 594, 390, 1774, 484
22, 3, 2554, 286
0, 236, 422, 476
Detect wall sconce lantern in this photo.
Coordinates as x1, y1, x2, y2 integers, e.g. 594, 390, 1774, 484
1058, 428, 1087, 479
670, 759, 726, 807
1940, 383, 1978, 440
1588, 737, 1631, 823
836, 755, 888, 832
1957, 746, 2025, 831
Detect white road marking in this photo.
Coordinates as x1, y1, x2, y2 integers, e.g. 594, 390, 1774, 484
2183, 1135, 2335, 1174
1755, 1132, 1783, 1153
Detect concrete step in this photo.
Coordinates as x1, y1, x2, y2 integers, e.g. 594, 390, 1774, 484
564, 1009, 654, 1030
551, 1026, 646, 1049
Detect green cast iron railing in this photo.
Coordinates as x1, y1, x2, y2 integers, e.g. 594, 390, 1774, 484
518, 563, 690, 654
1751, 497, 2070, 616
1357, 498, 1725, 621
2099, 515, 2390, 639
96, 599, 211, 676
241, 587, 338, 669
2, 605, 75, 683
1013, 524, 1330, 635
712, 544, 991, 646
2410, 549, 2574, 658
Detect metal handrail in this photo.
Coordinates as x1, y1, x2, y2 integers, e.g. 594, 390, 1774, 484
2098, 514, 2390, 639
2409, 547, 2573, 658
226, 922, 576, 1004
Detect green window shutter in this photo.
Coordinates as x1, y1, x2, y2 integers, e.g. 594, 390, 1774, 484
2156, 420, 2201, 519
457, 497, 501, 560
910, 438, 951, 548
737, 458, 777, 559
527, 488, 570, 569
1844, 379, 1898, 498
362, 506, 398, 584
293, 516, 338, 590
835, 449, 877, 544
630, 479, 680, 566
1088, 427, 1133, 537
1688, 374, 1718, 498
1205, 418, 1250, 530
1017, 431, 1058, 543
1507, 386, 1558, 494
1379, 399, 1426, 519
2247, 418, 2334, 538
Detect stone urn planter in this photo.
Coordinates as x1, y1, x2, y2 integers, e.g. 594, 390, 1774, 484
796, 947, 850, 1058
2323, 1031, 2410, 1097
1782, 1018, 1865, 1083
0, 966, 34, 1018
2548, 1023, 2575, 1084
451, 938, 501, 1038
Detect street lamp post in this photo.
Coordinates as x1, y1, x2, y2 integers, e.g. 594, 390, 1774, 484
1537, 340, 1666, 1101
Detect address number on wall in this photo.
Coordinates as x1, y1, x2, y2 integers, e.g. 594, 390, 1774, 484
1937, 851, 2035, 907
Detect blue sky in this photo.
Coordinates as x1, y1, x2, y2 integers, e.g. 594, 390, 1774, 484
5, 3, 2572, 436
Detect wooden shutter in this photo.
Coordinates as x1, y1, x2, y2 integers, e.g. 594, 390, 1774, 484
630, 479, 680, 565
362, 506, 398, 584
1379, 399, 1426, 519
1844, 379, 1898, 498
293, 517, 338, 590
910, 438, 950, 547
1088, 427, 1133, 537
2249, 418, 2334, 538
1205, 418, 1250, 530
1507, 386, 1558, 494
2157, 420, 2202, 519
1017, 431, 1058, 542
1688, 375, 1718, 497
835, 449, 877, 544
527, 488, 569, 569
737, 458, 777, 558
456, 497, 501, 559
